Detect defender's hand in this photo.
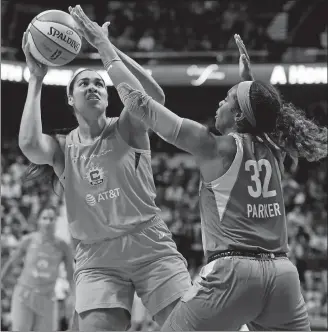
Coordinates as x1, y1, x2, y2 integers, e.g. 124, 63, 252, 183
68, 5, 108, 48
234, 34, 254, 81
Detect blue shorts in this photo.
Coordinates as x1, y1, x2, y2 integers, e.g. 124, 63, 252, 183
161, 256, 310, 331
74, 216, 192, 317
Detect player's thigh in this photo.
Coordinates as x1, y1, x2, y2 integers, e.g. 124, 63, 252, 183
249, 258, 311, 331
75, 267, 135, 315
69, 310, 80, 331
11, 285, 35, 331
161, 257, 262, 331
154, 298, 180, 327
79, 308, 131, 331
33, 308, 54, 331
132, 220, 192, 320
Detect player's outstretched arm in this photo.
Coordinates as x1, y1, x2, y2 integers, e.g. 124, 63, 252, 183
19, 32, 62, 166
117, 83, 217, 158
100, 21, 165, 105
112, 45, 165, 105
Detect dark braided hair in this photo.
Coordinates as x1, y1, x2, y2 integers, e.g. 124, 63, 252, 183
234, 80, 327, 162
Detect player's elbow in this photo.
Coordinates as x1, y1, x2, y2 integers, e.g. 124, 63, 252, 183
18, 143, 47, 165
19, 139, 35, 159
19, 133, 41, 152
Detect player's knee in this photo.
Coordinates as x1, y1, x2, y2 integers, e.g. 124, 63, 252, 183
79, 308, 131, 331
153, 299, 179, 327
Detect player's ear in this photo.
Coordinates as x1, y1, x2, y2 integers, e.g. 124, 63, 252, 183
68, 95, 74, 106
234, 107, 245, 124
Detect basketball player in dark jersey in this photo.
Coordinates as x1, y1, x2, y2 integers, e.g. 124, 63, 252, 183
116, 34, 327, 330
1, 205, 74, 331
19, 6, 191, 331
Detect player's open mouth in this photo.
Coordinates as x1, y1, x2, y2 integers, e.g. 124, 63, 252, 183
87, 94, 100, 100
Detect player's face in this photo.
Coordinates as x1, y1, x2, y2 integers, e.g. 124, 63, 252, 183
215, 85, 238, 134
70, 70, 108, 117
38, 208, 56, 233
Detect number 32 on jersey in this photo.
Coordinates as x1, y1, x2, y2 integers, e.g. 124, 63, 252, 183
245, 159, 277, 198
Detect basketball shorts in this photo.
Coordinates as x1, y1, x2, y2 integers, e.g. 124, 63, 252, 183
73, 216, 192, 317
11, 284, 56, 330
161, 256, 311, 331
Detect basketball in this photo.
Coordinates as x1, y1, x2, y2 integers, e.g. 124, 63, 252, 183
27, 10, 82, 67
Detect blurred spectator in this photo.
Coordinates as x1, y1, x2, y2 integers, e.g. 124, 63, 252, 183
164, 175, 184, 209
137, 29, 156, 52
1, 173, 22, 200
116, 26, 136, 51
310, 225, 328, 254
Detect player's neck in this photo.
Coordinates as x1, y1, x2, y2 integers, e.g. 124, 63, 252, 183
77, 115, 108, 143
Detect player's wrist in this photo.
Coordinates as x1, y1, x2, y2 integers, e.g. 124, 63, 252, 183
94, 37, 112, 51
29, 74, 45, 83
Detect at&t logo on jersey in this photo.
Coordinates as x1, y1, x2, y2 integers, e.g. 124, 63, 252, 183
85, 194, 97, 206
85, 188, 121, 206
84, 163, 105, 186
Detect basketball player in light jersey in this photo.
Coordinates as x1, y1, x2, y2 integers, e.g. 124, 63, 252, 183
1, 205, 74, 331
117, 34, 328, 331
19, 5, 191, 331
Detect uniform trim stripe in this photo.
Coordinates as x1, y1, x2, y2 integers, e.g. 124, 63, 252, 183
135, 152, 141, 170
211, 133, 244, 221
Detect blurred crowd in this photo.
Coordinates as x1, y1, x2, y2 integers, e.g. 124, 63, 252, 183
97, 1, 276, 53
1, 0, 326, 61
1, 134, 327, 330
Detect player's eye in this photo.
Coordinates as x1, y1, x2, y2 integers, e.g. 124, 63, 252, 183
96, 82, 104, 87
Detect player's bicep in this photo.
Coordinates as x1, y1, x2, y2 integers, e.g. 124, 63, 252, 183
20, 134, 60, 166
176, 119, 216, 157
117, 107, 149, 149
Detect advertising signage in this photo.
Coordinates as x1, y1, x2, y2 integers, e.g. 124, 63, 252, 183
1, 60, 326, 87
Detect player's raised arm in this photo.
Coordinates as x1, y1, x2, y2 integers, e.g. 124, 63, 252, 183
19, 32, 61, 166
234, 34, 254, 81
113, 45, 165, 104
117, 83, 217, 158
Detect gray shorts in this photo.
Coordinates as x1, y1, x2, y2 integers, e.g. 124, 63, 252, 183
11, 284, 56, 331
161, 255, 311, 331
74, 216, 192, 317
